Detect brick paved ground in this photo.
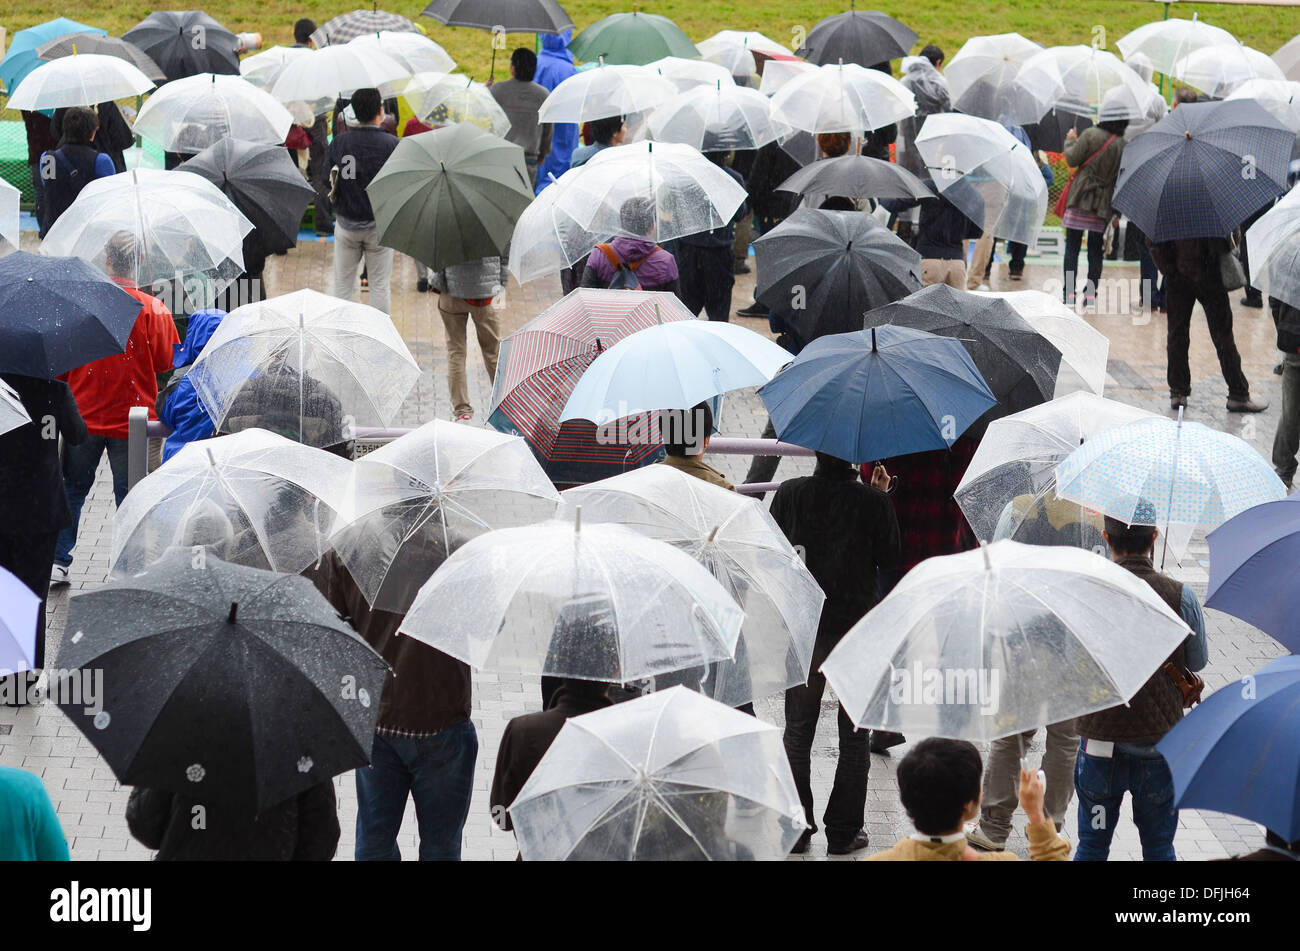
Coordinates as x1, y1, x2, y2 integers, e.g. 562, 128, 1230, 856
0, 235, 1287, 861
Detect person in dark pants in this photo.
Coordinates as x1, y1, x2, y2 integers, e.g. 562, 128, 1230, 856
770, 452, 899, 855
1237, 201, 1273, 309
736, 139, 800, 318
675, 152, 748, 321
290, 19, 334, 235
1270, 297, 1300, 489
21, 110, 57, 230
1130, 222, 1164, 310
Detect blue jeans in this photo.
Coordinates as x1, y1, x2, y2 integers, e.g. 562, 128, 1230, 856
55, 435, 130, 567
1074, 740, 1178, 861
354, 720, 478, 861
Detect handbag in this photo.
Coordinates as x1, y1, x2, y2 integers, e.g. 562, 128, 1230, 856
1219, 237, 1247, 291
1162, 660, 1206, 708
1053, 134, 1118, 218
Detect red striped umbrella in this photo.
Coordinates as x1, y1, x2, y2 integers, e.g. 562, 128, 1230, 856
488, 288, 695, 485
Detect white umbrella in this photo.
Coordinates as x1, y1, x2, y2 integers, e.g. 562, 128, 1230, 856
0, 378, 31, 437
402, 72, 511, 136
647, 56, 734, 92
509, 687, 806, 861
1173, 43, 1286, 98
769, 61, 916, 134
1246, 186, 1300, 310
758, 59, 816, 98
1227, 78, 1300, 132
0, 178, 18, 255
134, 73, 294, 152
347, 30, 455, 75
644, 83, 778, 151
1274, 34, 1300, 82
269, 43, 408, 102
943, 32, 1043, 123
972, 289, 1110, 396
1014, 45, 1153, 121
239, 44, 313, 89
538, 63, 677, 124
7, 53, 154, 110
820, 540, 1193, 740
1116, 14, 1237, 76
696, 30, 793, 82
507, 167, 603, 283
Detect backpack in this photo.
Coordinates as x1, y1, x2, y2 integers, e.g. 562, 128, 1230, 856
40, 147, 98, 237
597, 243, 656, 290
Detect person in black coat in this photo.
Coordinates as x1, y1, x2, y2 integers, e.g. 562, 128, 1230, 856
51, 102, 134, 173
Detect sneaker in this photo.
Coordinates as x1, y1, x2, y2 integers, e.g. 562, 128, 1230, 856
1009, 270, 1024, 282
1240, 295, 1264, 308
1226, 397, 1269, 413
736, 302, 768, 318
51, 564, 70, 586
789, 829, 813, 855
454, 412, 474, 423
966, 825, 1006, 852
417, 278, 429, 293
826, 830, 870, 855
1275, 363, 1285, 376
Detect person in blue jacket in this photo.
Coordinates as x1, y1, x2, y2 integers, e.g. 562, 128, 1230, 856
533, 29, 578, 195
158, 309, 227, 462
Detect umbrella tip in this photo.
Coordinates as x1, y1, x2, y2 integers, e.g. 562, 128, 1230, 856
871, 327, 877, 352
227, 602, 239, 624
574, 504, 582, 534
707, 524, 720, 543
1185, 130, 1192, 139
979, 539, 992, 571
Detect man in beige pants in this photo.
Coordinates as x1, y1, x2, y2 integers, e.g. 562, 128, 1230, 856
921, 258, 965, 288
434, 256, 508, 421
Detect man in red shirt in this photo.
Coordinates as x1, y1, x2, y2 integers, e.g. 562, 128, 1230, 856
52, 232, 179, 584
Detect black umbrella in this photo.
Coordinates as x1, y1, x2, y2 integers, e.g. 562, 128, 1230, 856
35, 33, 168, 84
123, 11, 240, 81
421, 0, 573, 34
863, 283, 1062, 426
754, 208, 921, 341
0, 252, 142, 378
54, 551, 388, 813
178, 140, 315, 252
1024, 106, 1092, 154
795, 8, 918, 67
777, 153, 934, 204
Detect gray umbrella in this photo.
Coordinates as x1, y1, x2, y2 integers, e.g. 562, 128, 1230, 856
754, 208, 921, 341
35, 33, 167, 84
795, 9, 918, 67
777, 154, 934, 204
54, 551, 389, 813
122, 11, 240, 81
178, 139, 315, 252
421, 0, 573, 34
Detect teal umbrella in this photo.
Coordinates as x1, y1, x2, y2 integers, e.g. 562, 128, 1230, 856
366, 123, 535, 271
0, 17, 106, 95
570, 12, 698, 66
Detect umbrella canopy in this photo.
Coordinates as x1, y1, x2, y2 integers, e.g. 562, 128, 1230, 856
560, 320, 792, 423
644, 83, 778, 152
0, 378, 32, 438
488, 289, 694, 485
696, 30, 793, 82
420, 0, 573, 34
570, 12, 698, 66
944, 32, 1043, 123
1116, 14, 1237, 76
1157, 655, 1300, 840
758, 58, 817, 98
821, 540, 1193, 740
561, 468, 824, 706
972, 289, 1110, 396
55, 551, 388, 812
1024, 105, 1093, 153
1227, 78, 1300, 133
769, 61, 916, 134
755, 209, 921, 341
188, 289, 421, 448
35, 33, 167, 84
776, 153, 933, 205
863, 283, 1063, 422
329, 419, 561, 613
123, 11, 240, 81
647, 56, 734, 93
757, 325, 996, 463
0, 179, 21, 254
6, 54, 154, 111
0, 565, 40, 674
111, 428, 352, 577
177, 139, 316, 253
1275, 34, 1300, 82
1245, 185, 1300, 310
539, 63, 676, 124
0, 17, 106, 95
270, 44, 408, 103
402, 73, 511, 134
555, 141, 748, 245
366, 123, 534, 271
239, 45, 313, 91
1205, 494, 1300, 652
398, 514, 743, 682
40, 168, 254, 297
507, 166, 604, 282
311, 9, 421, 46
0, 252, 143, 378
1013, 45, 1155, 122
1112, 100, 1294, 243
348, 30, 456, 75
795, 9, 918, 67
134, 73, 294, 152
1172, 44, 1284, 98
954, 392, 1158, 548
509, 687, 806, 860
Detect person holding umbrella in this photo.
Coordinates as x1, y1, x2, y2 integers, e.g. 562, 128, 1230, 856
488, 48, 553, 189
1060, 103, 1127, 308
290, 17, 335, 237
533, 30, 579, 192
433, 255, 508, 423
37, 106, 117, 238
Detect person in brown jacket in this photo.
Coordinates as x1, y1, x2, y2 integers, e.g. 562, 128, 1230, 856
869, 737, 1070, 861
656, 401, 733, 490
1061, 111, 1126, 307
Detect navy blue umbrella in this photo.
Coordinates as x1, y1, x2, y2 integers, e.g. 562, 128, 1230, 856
1205, 494, 1300, 652
1157, 655, 1300, 841
0, 252, 143, 378
756, 324, 997, 464
1112, 99, 1295, 243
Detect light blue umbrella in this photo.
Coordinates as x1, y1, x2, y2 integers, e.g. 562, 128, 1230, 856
0, 564, 40, 673
559, 320, 792, 423
0, 17, 106, 96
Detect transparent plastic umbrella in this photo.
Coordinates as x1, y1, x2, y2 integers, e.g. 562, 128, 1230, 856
402, 72, 511, 135
40, 169, 253, 296
1116, 14, 1237, 76
1275, 35, 1300, 82
509, 687, 806, 860
1173, 43, 1286, 98
1246, 186, 1300, 309
943, 32, 1043, 123
507, 167, 604, 283
643, 83, 778, 151
972, 289, 1109, 396
329, 419, 561, 613
916, 113, 1048, 247
555, 141, 748, 244
111, 428, 352, 577
398, 515, 743, 682
1013, 46, 1152, 122
696, 30, 792, 83
270, 43, 408, 102
561, 467, 824, 707
348, 30, 455, 75
134, 73, 294, 152
6, 53, 153, 110
758, 59, 816, 98
538, 63, 677, 124
769, 62, 916, 134
240, 44, 313, 89
187, 289, 421, 448
820, 540, 1193, 740
954, 392, 1158, 549
0, 378, 30, 437
647, 56, 734, 92
1227, 78, 1300, 132
0, 178, 18, 255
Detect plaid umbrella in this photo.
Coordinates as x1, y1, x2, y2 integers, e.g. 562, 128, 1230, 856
487, 289, 694, 486
312, 9, 422, 46
1112, 99, 1295, 242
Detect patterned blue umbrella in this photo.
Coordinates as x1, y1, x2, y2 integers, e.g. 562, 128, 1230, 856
1112, 99, 1294, 242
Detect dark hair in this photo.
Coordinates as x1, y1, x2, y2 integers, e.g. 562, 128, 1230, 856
1103, 515, 1157, 556
818, 196, 855, 211
589, 115, 625, 145
350, 88, 383, 124
703, 150, 730, 168
897, 738, 984, 835
661, 401, 713, 457
293, 18, 316, 44
511, 47, 538, 82
816, 131, 851, 158
1097, 118, 1129, 136
813, 451, 855, 476
618, 195, 655, 236
1173, 87, 1201, 107
920, 44, 944, 66
62, 106, 99, 146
